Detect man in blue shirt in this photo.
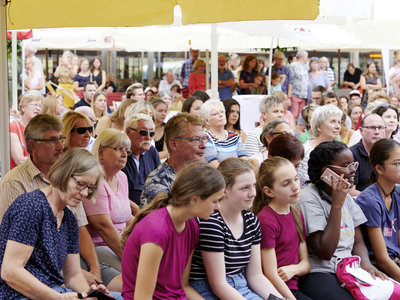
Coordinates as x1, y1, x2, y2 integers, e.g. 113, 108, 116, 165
265, 51, 293, 97
217, 55, 235, 100
122, 113, 160, 210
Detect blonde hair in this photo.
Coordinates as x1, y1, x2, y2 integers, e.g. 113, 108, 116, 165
217, 158, 253, 188
48, 148, 103, 201
91, 91, 107, 119
128, 101, 155, 122
42, 95, 57, 116
125, 83, 143, 99
109, 99, 137, 123
368, 90, 389, 105
61, 111, 91, 149
19, 93, 43, 115
253, 157, 304, 242
121, 161, 225, 247
91, 128, 131, 161
193, 59, 206, 71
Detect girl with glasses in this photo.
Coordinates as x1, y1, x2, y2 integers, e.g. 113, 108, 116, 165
356, 139, 400, 282
297, 141, 385, 299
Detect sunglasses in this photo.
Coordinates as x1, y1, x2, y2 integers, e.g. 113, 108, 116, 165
71, 126, 93, 134
129, 127, 155, 137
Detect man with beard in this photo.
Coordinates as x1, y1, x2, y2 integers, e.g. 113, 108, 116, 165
122, 113, 160, 210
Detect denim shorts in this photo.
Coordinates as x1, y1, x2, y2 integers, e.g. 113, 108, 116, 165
190, 272, 263, 300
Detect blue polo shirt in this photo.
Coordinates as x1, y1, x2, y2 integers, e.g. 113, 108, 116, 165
122, 146, 160, 205
0, 189, 79, 299
218, 69, 234, 100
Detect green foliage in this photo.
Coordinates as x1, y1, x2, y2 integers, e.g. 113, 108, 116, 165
7, 39, 22, 61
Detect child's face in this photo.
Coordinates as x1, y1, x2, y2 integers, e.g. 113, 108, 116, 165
271, 78, 279, 86
254, 77, 262, 86
350, 95, 361, 106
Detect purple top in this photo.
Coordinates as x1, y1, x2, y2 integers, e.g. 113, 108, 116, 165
121, 207, 199, 299
83, 171, 131, 246
257, 205, 305, 290
307, 71, 330, 102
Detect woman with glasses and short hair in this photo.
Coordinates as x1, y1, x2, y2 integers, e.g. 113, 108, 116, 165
62, 111, 94, 151
0, 148, 119, 299
83, 129, 134, 274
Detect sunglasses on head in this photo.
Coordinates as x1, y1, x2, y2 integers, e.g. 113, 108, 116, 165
71, 126, 93, 134
129, 127, 155, 137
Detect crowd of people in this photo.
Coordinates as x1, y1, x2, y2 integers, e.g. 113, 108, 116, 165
2, 47, 400, 299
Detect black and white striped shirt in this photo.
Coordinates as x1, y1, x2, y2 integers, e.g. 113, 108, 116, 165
190, 210, 261, 280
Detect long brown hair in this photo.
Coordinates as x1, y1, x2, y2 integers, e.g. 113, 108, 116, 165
121, 161, 225, 248
217, 157, 253, 188
253, 157, 304, 242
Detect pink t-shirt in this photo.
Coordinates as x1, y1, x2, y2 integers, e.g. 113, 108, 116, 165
257, 205, 305, 290
121, 207, 199, 300
83, 171, 131, 246
283, 110, 295, 125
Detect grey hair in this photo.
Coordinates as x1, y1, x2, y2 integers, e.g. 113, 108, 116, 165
319, 56, 330, 67
124, 113, 154, 132
310, 104, 343, 138
260, 118, 290, 145
259, 95, 284, 113
25, 114, 63, 154
296, 50, 308, 59
158, 91, 173, 99
200, 99, 225, 121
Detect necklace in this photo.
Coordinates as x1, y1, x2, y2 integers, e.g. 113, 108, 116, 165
376, 181, 393, 200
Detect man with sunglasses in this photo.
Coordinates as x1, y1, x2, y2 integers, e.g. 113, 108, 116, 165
140, 113, 206, 207
122, 113, 160, 209
350, 113, 386, 195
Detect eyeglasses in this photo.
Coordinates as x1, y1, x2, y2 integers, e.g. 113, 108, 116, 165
71, 126, 93, 134
71, 175, 97, 194
29, 102, 43, 109
328, 161, 359, 172
102, 146, 132, 156
129, 127, 155, 137
175, 136, 209, 145
33, 136, 66, 144
361, 125, 386, 131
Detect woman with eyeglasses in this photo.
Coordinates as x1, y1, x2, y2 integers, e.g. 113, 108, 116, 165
372, 103, 400, 139
201, 100, 248, 168
62, 111, 94, 151
297, 141, 385, 299
10, 93, 43, 169
82, 129, 134, 274
0, 148, 119, 299
355, 139, 400, 282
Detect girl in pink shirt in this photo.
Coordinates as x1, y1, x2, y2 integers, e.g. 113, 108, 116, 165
120, 162, 225, 300
254, 157, 311, 300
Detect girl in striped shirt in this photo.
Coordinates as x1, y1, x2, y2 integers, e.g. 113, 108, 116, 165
190, 158, 282, 299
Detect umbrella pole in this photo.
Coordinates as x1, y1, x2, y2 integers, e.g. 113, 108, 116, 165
210, 23, 218, 99
1, 0, 10, 176
267, 37, 274, 95
12, 31, 17, 109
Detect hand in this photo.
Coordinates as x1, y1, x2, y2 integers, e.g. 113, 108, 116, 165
331, 174, 351, 209
86, 284, 115, 299
360, 261, 388, 280
130, 202, 139, 216
277, 265, 297, 282
81, 269, 103, 286
60, 292, 84, 299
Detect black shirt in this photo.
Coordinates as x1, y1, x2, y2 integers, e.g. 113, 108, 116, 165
343, 68, 362, 85
73, 97, 112, 113
350, 139, 371, 191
